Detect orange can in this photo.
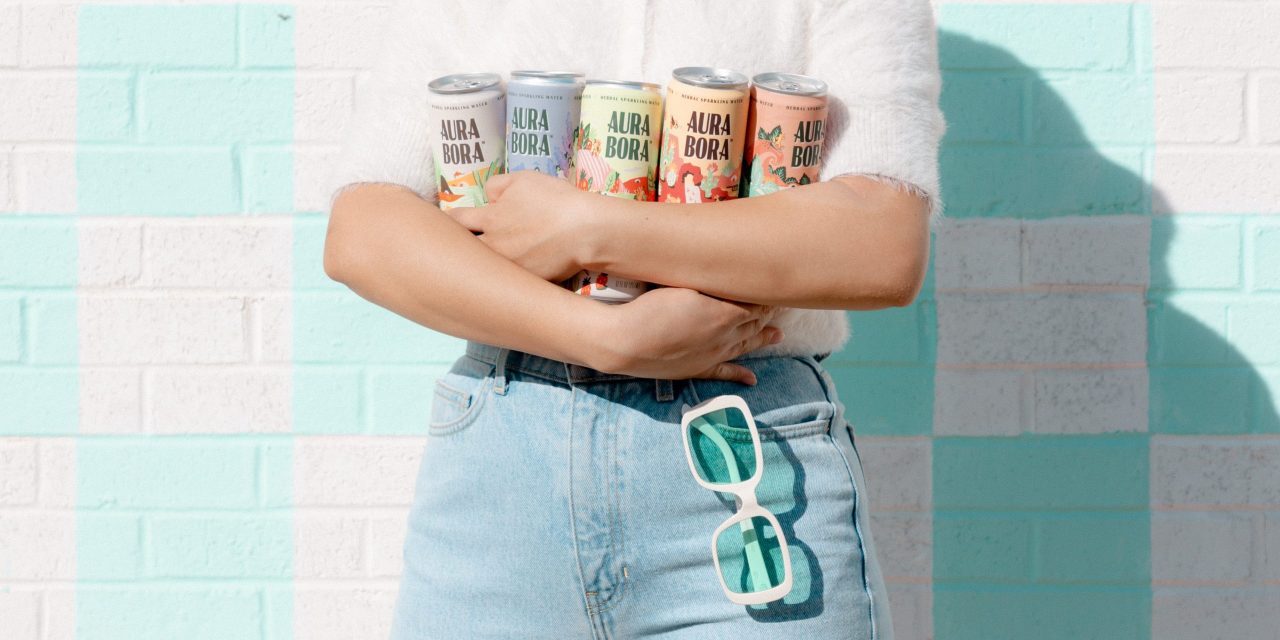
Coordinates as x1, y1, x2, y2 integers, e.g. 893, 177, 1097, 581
742, 72, 829, 197
657, 67, 749, 203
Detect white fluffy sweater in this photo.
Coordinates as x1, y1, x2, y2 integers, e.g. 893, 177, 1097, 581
330, 0, 945, 358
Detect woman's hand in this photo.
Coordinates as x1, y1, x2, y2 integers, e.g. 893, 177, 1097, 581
587, 286, 784, 385
444, 171, 599, 283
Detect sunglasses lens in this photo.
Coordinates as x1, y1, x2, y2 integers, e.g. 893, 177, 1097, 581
715, 515, 786, 594
686, 407, 757, 485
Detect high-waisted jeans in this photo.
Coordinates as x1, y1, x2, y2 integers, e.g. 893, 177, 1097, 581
389, 341, 893, 640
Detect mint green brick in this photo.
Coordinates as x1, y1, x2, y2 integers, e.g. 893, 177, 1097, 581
940, 148, 1146, 218
149, 516, 291, 578
939, 5, 1132, 71
934, 436, 1148, 510
934, 516, 1032, 582
265, 586, 294, 640
259, 442, 293, 508
1033, 75, 1153, 145
245, 147, 294, 213
78, 149, 239, 215
1147, 300, 1230, 365
371, 367, 451, 434
0, 370, 77, 434
241, 5, 296, 68
293, 216, 343, 291
827, 365, 933, 436
0, 297, 20, 362
1150, 367, 1250, 434
293, 368, 362, 434
141, 74, 293, 143
294, 293, 466, 364
77, 514, 143, 580
25, 294, 76, 364
78, 73, 134, 141
79, 5, 237, 69
1150, 218, 1241, 290
77, 440, 258, 508
1253, 224, 1280, 291
1230, 303, 1280, 365
1036, 514, 1149, 584
0, 219, 77, 286
77, 588, 263, 640
940, 73, 1024, 143
1257, 370, 1280, 434
935, 588, 1150, 640
843, 306, 922, 363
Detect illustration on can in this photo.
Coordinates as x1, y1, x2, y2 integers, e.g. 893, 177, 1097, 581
506, 70, 584, 178
742, 72, 829, 197
657, 67, 749, 203
428, 72, 506, 209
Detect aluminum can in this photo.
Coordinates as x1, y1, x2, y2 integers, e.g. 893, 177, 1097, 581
428, 73, 506, 209
742, 72, 829, 197
566, 79, 663, 303
506, 70, 584, 178
657, 67, 749, 203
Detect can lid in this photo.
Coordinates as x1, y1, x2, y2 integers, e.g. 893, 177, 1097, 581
511, 70, 586, 84
752, 72, 828, 97
584, 78, 662, 92
428, 73, 503, 94
672, 67, 749, 90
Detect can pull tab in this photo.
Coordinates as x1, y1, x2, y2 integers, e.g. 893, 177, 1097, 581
781, 82, 800, 92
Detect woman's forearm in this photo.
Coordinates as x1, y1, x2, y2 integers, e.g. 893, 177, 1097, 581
325, 183, 605, 365
582, 176, 931, 310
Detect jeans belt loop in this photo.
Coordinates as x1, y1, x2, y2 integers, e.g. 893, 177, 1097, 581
493, 347, 511, 395
655, 378, 674, 402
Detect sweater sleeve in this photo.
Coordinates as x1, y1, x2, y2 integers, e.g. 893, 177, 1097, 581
805, 0, 946, 220
326, 2, 461, 209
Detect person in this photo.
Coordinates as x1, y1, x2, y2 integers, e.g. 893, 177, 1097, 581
323, 1, 943, 638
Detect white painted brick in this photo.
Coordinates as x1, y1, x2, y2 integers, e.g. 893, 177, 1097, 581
0, 513, 75, 579
148, 369, 289, 433
0, 6, 18, 67
0, 75, 76, 141
44, 588, 75, 640
143, 221, 291, 289
933, 369, 1024, 436
296, 145, 343, 213
78, 296, 246, 364
20, 4, 77, 68
79, 368, 143, 434
1023, 217, 1149, 286
37, 438, 74, 508
1033, 368, 1147, 434
367, 514, 408, 578
253, 295, 291, 364
0, 149, 13, 212
296, 74, 356, 143
937, 292, 1147, 364
1263, 513, 1280, 582
933, 219, 1021, 290
294, 515, 365, 578
294, 588, 396, 640
1152, 512, 1253, 583
1153, 589, 1280, 639
1154, 4, 1280, 69
295, 4, 391, 70
0, 439, 38, 505
77, 220, 142, 288
294, 437, 425, 507
1151, 437, 1280, 507
887, 584, 931, 640
1155, 73, 1245, 143
1154, 151, 1280, 215
1260, 75, 1280, 144
870, 513, 931, 581
14, 149, 75, 214
0, 589, 39, 640
857, 438, 931, 511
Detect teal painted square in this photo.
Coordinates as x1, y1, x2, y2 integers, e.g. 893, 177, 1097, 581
940, 73, 1024, 144
259, 441, 293, 508
265, 586, 294, 640
293, 216, 344, 291
0, 370, 77, 435
1036, 514, 1149, 584
1147, 299, 1230, 365
241, 5, 297, 68
1230, 302, 1280, 365
1032, 74, 1153, 146
934, 588, 1150, 640
293, 368, 363, 434
141, 73, 293, 144
25, 294, 77, 364
939, 5, 1132, 71
1150, 218, 1241, 291
827, 365, 934, 436
78, 149, 240, 215
934, 516, 1032, 583
77, 439, 259, 509
79, 5, 238, 69
77, 588, 264, 640
0, 219, 77, 287
149, 515, 292, 577
843, 305, 923, 363
371, 367, 451, 434
245, 147, 295, 213
1253, 223, 1280, 291
941, 148, 1147, 218
1149, 367, 1250, 434
1256, 369, 1280, 434
78, 73, 134, 142
0, 296, 20, 362
76, 514, 143, 580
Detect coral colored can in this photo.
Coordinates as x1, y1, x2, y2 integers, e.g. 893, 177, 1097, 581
742, 72, 829, 197
566, 79, 663, 304
657, 67, 749, 203
506, 70, 584, 178
428, 73, 506, 209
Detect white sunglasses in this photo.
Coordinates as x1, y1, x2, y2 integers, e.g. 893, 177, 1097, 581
680, 394, 794, 605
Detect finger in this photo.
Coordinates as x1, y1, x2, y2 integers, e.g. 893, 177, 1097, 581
734, 326, 784, 356
697, 362, 758, 386
445, 206, 486, 232
484, 173, 515, 201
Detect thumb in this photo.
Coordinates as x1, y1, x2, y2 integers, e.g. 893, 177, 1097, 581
697, 362, 758, 386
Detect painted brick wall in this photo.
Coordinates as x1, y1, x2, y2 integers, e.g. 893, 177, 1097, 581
0, 2, 1277, 639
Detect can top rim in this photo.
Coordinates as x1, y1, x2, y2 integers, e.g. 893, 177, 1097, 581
511, 70, 586, 84
584, 78, 662, 92
428, 72, 503, 94
672, 66, 749, 90
752, 72, 828, 97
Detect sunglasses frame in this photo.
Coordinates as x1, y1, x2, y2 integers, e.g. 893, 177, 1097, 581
680, 394, 794, 605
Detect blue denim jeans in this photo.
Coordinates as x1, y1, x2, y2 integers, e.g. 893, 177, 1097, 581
389, 341, 893, 640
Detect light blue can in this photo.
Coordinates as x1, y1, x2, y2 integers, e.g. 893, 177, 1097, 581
506, 70, 585, 178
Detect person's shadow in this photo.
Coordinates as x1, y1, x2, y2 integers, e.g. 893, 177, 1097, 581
832, 29, 1279, 639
